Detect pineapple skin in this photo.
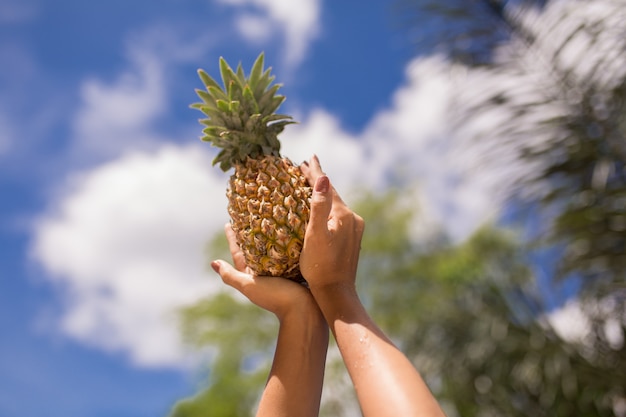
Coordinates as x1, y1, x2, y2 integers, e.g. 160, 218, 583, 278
227, 155, 312, 280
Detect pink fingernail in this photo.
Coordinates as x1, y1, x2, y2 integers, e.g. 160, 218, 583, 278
315, 175, 329, 193
210, 261, 220, 273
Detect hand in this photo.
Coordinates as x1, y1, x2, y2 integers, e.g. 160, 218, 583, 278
299, 156, 446, 417
299, 155, 365, 290
211, 223, 319, 320
212, 223, 329, 417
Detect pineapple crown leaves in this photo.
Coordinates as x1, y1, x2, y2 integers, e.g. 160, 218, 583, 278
191, 52, 296, 172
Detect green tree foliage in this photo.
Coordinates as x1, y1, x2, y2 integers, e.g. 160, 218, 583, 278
171, 2, 626, 414
392, 4, 626, 411
170, 293, 276, 417
355, 191, 626, 417
170, 191, 625, 416
169, 233, 277, 417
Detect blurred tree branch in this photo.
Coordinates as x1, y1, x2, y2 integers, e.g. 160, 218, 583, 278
399, 0, 626, 287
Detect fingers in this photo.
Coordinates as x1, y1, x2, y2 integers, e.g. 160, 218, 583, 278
301, 155, 346, 207
301, 154, 325, 186
307, 175, 333, 236
224, 223, 247, 272
211, 259, 251, 292
211, 258, 312, 318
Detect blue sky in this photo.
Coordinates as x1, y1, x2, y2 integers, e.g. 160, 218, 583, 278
1, 0, 599, 415
0, 1, 429, 416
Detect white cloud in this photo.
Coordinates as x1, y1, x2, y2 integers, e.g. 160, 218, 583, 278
69, 22, 224, 164
32, 145, 229, 367
545, 297, 625, 350
26, 0, 626, 374
281, 109, 367, 197
29, 24, 232, 368
218, 0, 320, 67
233, 13, 274, 43
34, 53, 520, 368
126, 22, 220, 66
366, 57, 515, 241
72, 50, 166, 161
286, 56, 503, 242
545, 299, 593, 344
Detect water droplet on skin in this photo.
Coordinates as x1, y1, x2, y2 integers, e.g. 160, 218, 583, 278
313, 263, 319, 268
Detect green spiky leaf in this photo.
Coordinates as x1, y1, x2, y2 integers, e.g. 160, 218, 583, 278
191, 52, 296, 172
198, 70, 221, 91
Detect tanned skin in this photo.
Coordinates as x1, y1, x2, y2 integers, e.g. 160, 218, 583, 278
211, 155, 446, 417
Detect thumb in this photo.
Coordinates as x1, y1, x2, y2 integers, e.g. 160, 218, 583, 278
211, 260, 250, 291
308, 175, 332, 234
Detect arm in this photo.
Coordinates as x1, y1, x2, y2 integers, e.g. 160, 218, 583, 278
300, 156, 446, 417
311, 286, 443, 417
211, 224, 328, 417
257, 300, 328, 417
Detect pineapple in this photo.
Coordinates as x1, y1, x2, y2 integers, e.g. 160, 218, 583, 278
192, 53, 311, 281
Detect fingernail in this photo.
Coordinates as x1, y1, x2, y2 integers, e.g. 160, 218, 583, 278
301, 160, 309, 167
315, 175, 329, 193
210, 260, 220, 273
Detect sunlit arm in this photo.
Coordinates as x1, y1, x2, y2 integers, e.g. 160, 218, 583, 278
311, 284, 445, 417
211, 222, 328, 417
300, 155, 446, 417
256, 303, 328, 417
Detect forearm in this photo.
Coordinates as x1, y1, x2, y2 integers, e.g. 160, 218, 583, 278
256, 308, 329, 417
312, 284, 446, 417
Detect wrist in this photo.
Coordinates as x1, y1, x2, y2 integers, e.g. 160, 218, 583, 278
278, 296, 327, 329
309, 281, 358, 304
309, 282, 364, 324
278, 304, 329, 351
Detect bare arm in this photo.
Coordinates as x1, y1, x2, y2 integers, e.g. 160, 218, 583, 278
312, 285, 444, 417
211, 224, 328, 417
256, 297, 328, 417
300, 156, 446, 417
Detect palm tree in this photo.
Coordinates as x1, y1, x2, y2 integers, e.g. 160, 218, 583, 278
393, 0, 626, 414
397, 0, 626, 287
